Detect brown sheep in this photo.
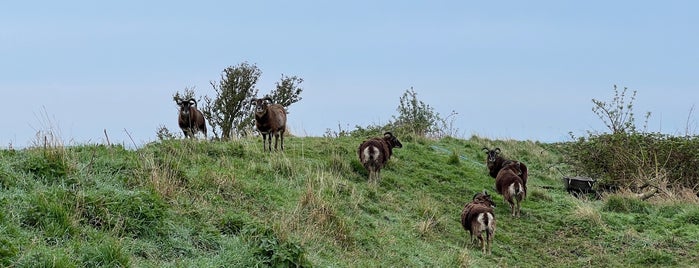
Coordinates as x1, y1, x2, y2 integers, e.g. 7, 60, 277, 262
357, 132, 402, 183
176, 98, 207, 139
482, 147, 529, 194
460, 190, 496, 254
251, 97, 287, 152
495, 161, 526, 217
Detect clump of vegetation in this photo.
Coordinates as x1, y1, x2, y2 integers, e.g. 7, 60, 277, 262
563, 85, 699, 196
349, 87, 458, 140
603, 195, 652, 214
172, 62, 304, 140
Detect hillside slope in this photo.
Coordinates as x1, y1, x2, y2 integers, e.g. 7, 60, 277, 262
1, 136, 697, 267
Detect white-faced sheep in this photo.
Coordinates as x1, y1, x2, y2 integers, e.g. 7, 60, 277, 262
482, 147, 529, 193
357, 132, 402, 183
460, 190, 496, 255
495, 161, 526, 217
176, 98, 207, 139
251, 97, 287, 152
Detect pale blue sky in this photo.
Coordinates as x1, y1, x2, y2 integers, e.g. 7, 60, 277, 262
2, 1, 698, 147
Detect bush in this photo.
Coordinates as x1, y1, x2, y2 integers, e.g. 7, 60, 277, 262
563, 132, 699, 190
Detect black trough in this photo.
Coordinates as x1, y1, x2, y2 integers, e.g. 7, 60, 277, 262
562, 176, 597, 198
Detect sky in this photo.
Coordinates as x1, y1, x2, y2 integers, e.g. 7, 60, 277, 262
2, 1, 698, 148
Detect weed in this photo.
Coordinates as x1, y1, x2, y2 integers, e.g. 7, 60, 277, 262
447, 151, 460, 165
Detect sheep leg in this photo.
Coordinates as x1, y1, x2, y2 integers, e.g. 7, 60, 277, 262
279, 129, 284, 151
267, 134, 272, 152
477, 232, 486, 254
486, 230, 493, 255
273, 132, 279, 151
262, 133, 269, 151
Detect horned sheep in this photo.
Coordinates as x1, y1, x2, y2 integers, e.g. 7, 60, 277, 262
495, 161, 526, 217
176, 98, 207, 139
357, 132, 402, 183
460, 190, 496, 255
251, 97, 287, 152
482, 147, 529, 193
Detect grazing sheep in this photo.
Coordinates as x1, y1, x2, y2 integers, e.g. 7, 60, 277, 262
495, 161, 526, 217
460, 190, 496, 255
251, 97, 287, 152
176, 98, 207, 139
482, 147, 529, 193
357, 132, 403, 183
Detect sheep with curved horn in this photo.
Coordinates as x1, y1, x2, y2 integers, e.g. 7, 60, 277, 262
251, 96, 287, 152
176, 98, 207, 139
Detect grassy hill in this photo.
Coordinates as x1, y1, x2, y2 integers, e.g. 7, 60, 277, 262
1, 135, 698, 267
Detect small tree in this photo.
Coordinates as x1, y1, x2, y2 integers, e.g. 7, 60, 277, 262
591, 85, 650, 134
172, 86, 199, 103
392, 87, 441, 137
203, 62, 261, 140
269, 74, 303, 111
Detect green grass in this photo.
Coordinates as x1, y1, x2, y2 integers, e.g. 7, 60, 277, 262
1, 136, 698, 267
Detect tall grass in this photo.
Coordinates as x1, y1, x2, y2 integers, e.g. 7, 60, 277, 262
0, 133, 698, 266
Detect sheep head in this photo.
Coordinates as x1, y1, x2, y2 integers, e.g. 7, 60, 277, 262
482, 147, 501, 163
383, 132, 403, 148
473, 189, 496, 208
177, 98, 197, 117
251, 97, 274, 116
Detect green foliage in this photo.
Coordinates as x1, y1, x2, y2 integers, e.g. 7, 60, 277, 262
22, 148, 72, 182
603, 195, 651, 214
217, 212, 249, 236
634, 249, 676, 266
80, 189, 167, 238
392, 87, 442, 137
155, 124, 177, 141
22, 188, 78, 242
349, 123, 385, 139
0, 238, 18, 266
16, 248, 76, 268
78, 237, 130, 267
563, 132, 699, 189
677, 207, 699, 225
203, 62, 262, 140
270, 74, 304, 112
1, 136, 699, 267
591, 85, 650, 134
563, 85, 699, 190
446, 151, 460, 165
172, 86, 199, 104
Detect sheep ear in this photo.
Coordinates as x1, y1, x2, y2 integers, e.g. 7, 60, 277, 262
483, 189, 488, 195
